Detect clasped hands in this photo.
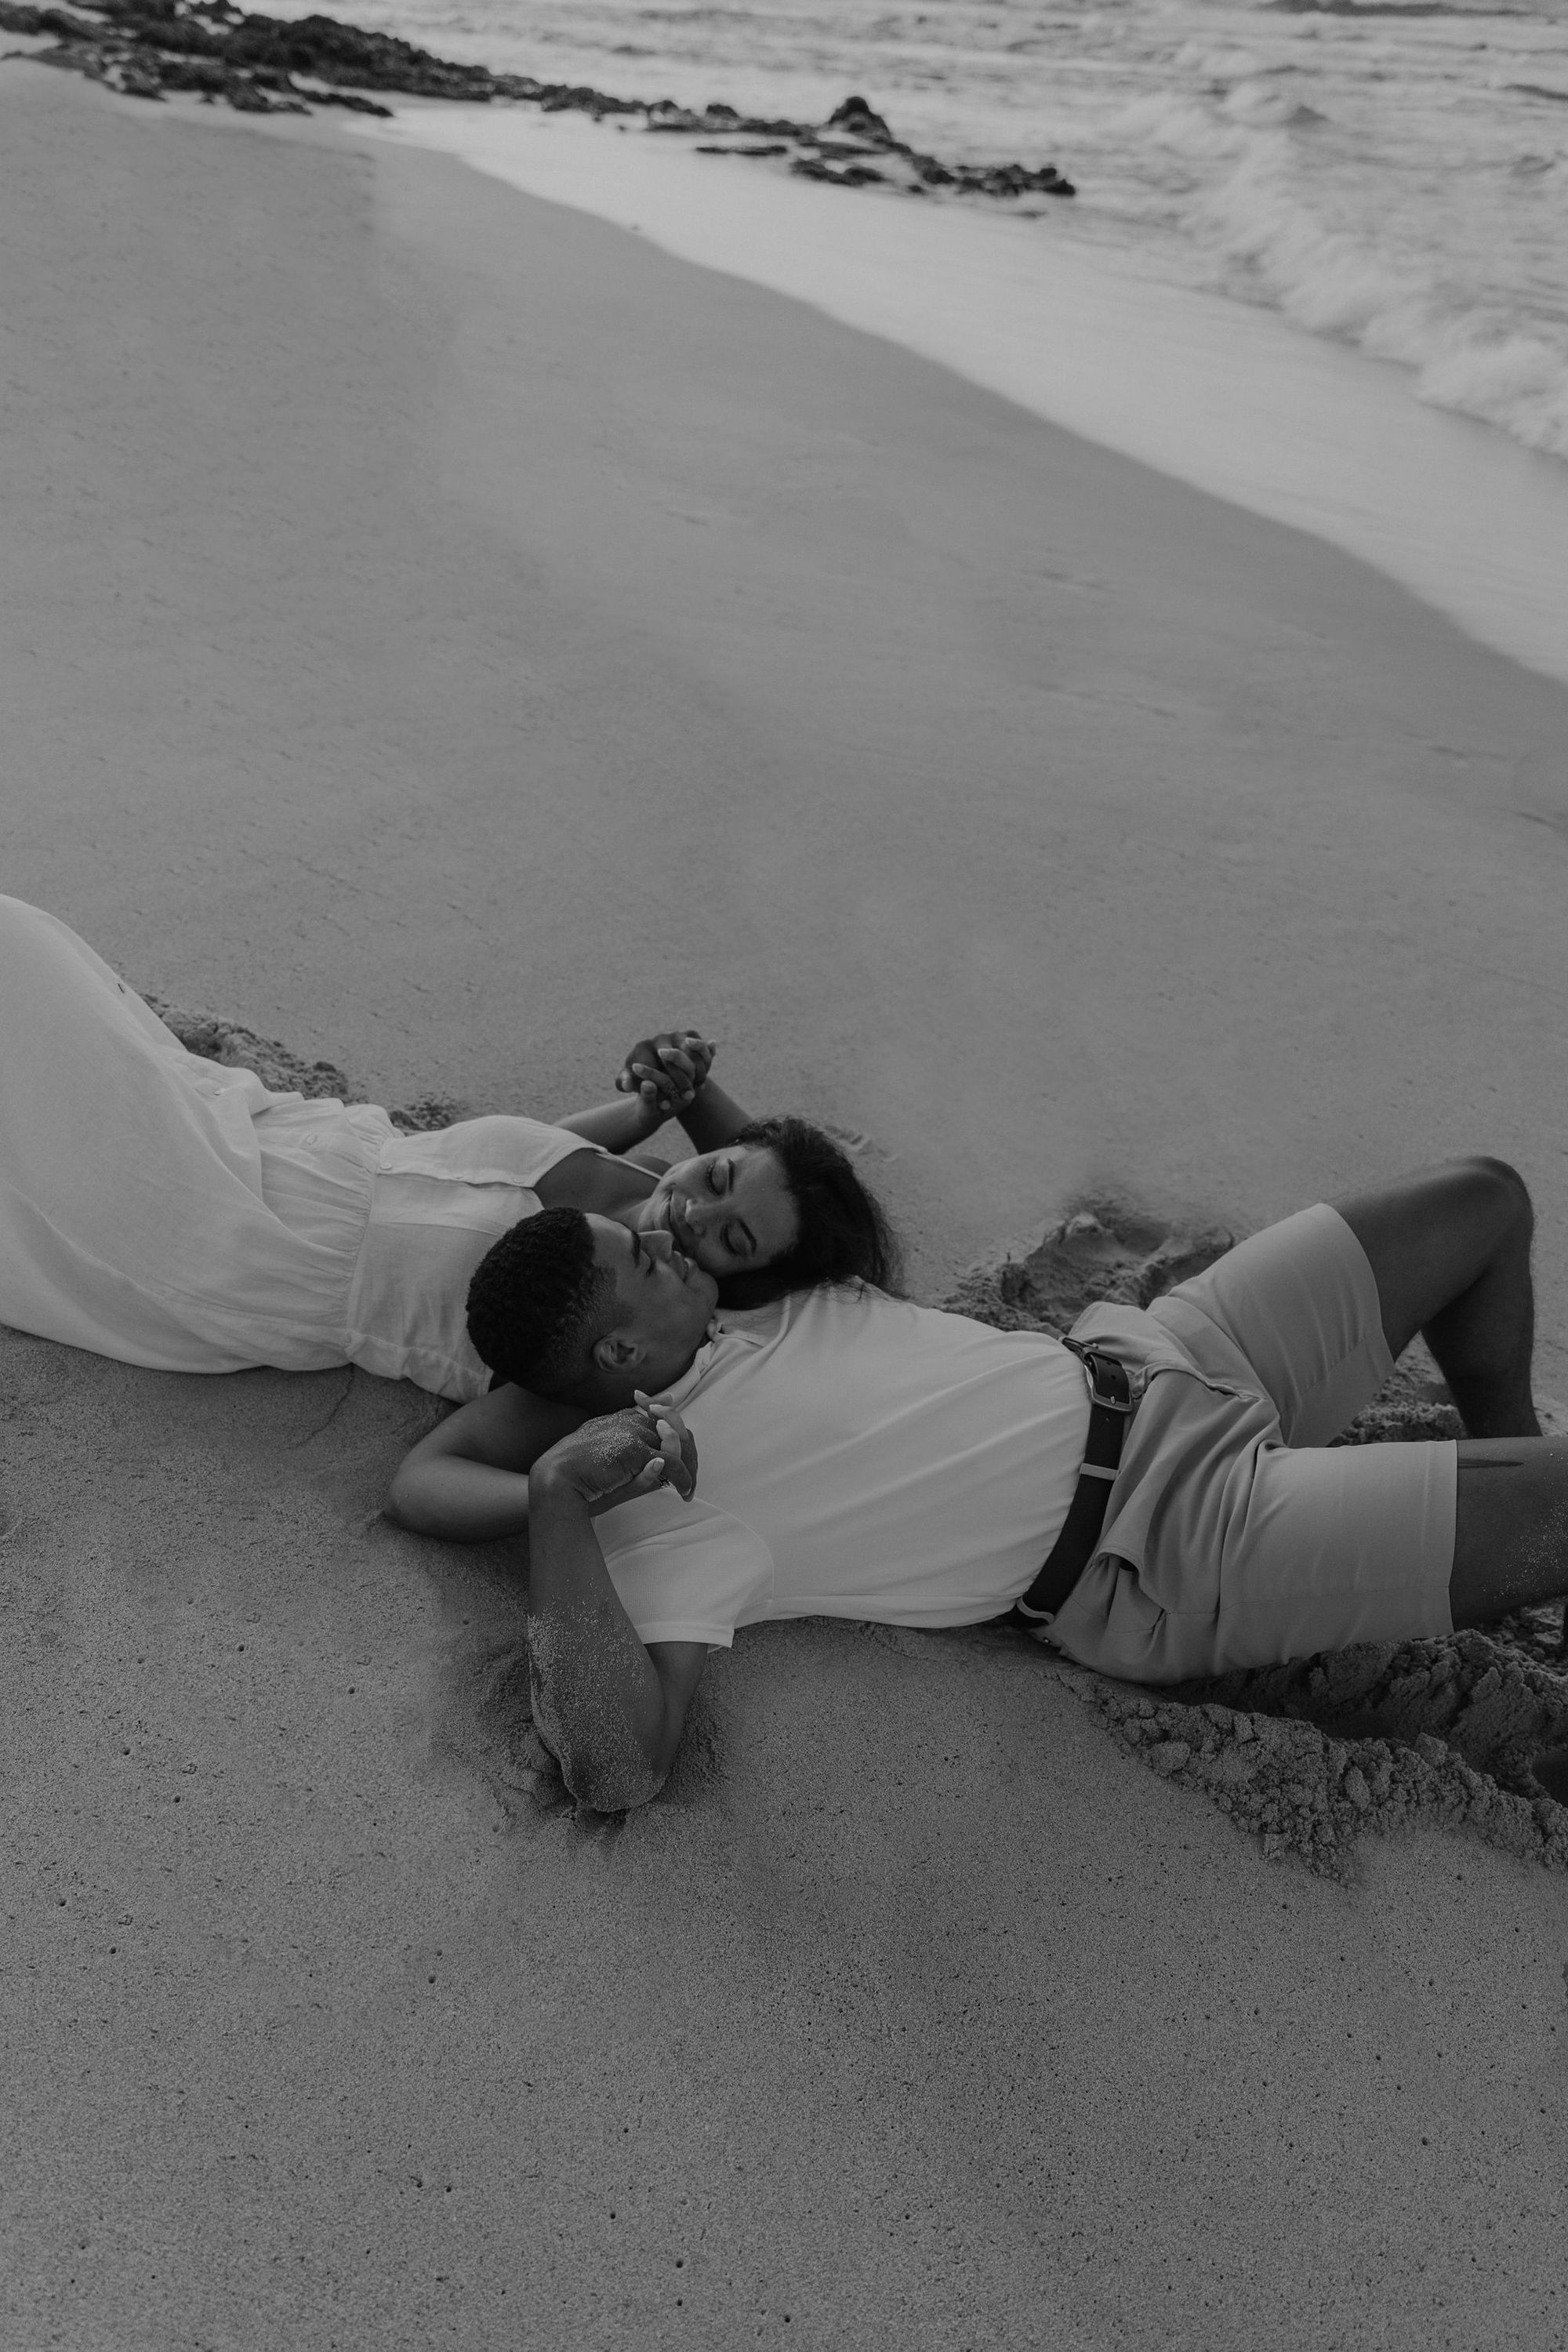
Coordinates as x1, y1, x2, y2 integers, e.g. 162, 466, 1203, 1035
613, 1028, 716, 1127
542, 1395, 699, 1518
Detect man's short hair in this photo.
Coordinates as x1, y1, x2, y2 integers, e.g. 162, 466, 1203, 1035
466, 1207, 615, 1396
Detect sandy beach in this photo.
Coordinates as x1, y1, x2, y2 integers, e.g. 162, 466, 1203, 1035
4, 60, 1568, 2349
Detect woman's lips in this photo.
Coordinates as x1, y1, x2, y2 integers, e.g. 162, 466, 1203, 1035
662, 1191, 696, 1254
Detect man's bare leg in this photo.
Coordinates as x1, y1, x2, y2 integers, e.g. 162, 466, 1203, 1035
1446, 1436, 1568, 1627
1331, 1156, 1539, 1439
1332, 1157, 1565, 1629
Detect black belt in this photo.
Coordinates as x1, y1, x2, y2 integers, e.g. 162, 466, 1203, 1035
1011, 1341, 1136, 1633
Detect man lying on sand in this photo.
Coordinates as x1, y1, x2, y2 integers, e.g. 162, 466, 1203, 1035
390, 1147, 1566, 1812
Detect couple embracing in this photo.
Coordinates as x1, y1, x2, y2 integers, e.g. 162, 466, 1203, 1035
4, 894, 1564, 1813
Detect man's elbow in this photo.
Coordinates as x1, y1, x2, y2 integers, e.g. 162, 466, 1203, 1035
384, 1461, 457, 1538
564, 1750, 670, 1814
383, 1463, 425, 1534
544, 1711, 677, 1814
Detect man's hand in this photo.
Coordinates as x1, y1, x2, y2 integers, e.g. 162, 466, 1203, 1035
535, 1399, 697, 1519
614, 1030, 717, 1123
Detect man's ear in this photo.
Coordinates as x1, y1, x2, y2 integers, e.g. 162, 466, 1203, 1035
590, 1329, 643, 1374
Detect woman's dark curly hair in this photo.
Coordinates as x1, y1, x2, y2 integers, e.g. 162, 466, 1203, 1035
717, 1116, 902, 1311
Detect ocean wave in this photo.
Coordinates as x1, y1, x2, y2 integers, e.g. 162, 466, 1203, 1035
1109, 90, 1250, 162
262, 0, 1568, 473
1197, 135, 1568, 458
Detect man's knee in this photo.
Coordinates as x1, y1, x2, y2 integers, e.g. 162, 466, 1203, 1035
1456, 1154, 1533, 1250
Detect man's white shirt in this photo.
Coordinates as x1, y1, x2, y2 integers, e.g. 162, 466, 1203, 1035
596, 1284, 1091, 1647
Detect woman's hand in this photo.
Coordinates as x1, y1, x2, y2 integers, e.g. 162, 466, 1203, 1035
535, 1399, 697, 1519
614, 1030, 716, 1124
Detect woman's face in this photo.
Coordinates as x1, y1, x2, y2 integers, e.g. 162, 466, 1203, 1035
635, 1144, 799, 1280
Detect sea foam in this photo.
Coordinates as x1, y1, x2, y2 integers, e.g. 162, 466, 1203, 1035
1196, 130, 1568, 463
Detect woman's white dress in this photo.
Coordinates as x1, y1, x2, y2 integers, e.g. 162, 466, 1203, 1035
0, 895, 604, 1401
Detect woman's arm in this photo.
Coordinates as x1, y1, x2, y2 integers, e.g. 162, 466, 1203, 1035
673, 1076, 753, 1154
552, 1093, 668, 1155
615, 1031, 756, 1154
552, 1025, 716, 1156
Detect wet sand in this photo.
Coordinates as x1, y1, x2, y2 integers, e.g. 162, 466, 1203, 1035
3, 62, 1567, 2349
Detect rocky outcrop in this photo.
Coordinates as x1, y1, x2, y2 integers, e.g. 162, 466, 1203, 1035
0, 5, 1076, 199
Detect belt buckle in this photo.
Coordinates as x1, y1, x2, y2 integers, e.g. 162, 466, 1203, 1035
1067, 1338, 1135, 1414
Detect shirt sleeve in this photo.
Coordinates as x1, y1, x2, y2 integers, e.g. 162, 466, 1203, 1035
594, 1491, 773, 1650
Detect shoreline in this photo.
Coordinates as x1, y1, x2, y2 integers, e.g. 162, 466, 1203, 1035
366, 95, 1568, 696
13, 13, 1568, 684
5, 63, 1568, 2347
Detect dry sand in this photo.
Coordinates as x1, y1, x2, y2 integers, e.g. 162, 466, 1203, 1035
4, 61, 1568, 2350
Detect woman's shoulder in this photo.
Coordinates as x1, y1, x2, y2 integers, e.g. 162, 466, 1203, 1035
376, 1113, 616, 1193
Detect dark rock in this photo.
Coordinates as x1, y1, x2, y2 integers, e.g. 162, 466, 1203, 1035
827, 93, 897, 147
538, 81, 638, 116
99, 4, 222, 53
14, 1, 1075, 201
152, 51, 228, 87
36, 3, 102, 32
790, 158, 887, 188
302, 82, 393, 117
224, 72, 301, 111
221, 9, 496, 95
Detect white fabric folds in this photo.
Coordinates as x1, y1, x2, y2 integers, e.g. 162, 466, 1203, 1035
0, 896, 595, 1398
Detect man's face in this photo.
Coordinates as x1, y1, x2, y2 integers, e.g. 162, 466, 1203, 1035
586, 1214, 720, 1392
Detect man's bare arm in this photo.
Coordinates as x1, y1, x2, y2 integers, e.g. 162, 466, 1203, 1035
528, 1457, 708, 1811
386, 1384, 585, 1540
526, 1409, 708, 1810
390, 1396, 710, 1808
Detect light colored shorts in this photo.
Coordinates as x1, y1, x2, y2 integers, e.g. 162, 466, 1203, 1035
1046, 1202, 1457, 1685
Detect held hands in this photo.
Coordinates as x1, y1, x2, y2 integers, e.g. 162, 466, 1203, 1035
541, 1396, 698, 1518
614, 1029, 716, 1126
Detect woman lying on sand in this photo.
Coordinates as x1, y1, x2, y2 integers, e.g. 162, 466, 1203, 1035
0, 895, 897, 1401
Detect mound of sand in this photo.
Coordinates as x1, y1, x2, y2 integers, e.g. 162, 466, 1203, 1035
942, 1193, 1237, 1331
1062, 1632, 1568, 1883
147, 993, 465, 1133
